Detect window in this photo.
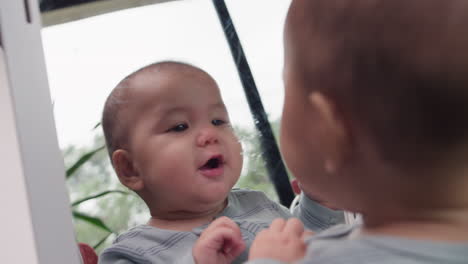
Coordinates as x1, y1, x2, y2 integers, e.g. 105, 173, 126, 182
41, 0, 292, 251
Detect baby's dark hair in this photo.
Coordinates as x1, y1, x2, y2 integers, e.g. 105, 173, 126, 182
101, 61, 208, 163
290, 0, 468, 167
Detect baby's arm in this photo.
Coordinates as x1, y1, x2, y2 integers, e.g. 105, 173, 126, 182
292, 193, 345, 231
291, 180, 345, 232
192, 216, 245, 264
98, 254, 137, 264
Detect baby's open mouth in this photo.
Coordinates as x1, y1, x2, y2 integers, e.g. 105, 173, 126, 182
200, 155, 224, 170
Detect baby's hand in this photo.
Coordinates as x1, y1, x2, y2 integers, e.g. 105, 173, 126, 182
192, 216, 245, 264
249, 218, 306, 262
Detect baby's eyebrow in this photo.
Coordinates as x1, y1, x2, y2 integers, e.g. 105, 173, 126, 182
156, 106, 188, 116
150, 107, 188, 124
154, 103, 227, 121
210, 102, 227, 111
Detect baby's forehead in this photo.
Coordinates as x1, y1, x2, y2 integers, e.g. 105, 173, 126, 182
137, 64, 212, 83
124, 69, 223, 112
130, 67, 216, 95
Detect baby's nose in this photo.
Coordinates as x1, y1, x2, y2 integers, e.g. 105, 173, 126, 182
197, 128, 219, 147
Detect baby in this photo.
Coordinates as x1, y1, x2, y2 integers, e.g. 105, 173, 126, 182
98, 61, 344, 263
243, 0, 468, 263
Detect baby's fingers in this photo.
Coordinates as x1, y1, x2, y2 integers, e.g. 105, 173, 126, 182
302, 230, 315, 241
270, 218, 286, 232
206, 216, 239, 232
284, 218, 304, 237
207, 227, 245, 256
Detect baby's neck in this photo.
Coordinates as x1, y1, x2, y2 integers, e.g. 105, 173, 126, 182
147, 199, 228, 231
361, 206, 468, 241
358, 161, 468, 242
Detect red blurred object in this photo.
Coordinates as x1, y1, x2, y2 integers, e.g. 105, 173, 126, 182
78, 243, 98, 264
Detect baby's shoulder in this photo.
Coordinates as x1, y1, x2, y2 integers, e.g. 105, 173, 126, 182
100, 225, 196, 262
225, 188, 290, 221
305, 225, 468, 264
112, 225, 173, 244
229, 188, 274, 203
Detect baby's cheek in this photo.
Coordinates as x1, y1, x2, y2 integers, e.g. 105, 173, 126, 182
235, 138, 243, 155
229, 137, 243, 178
227, 133, 242, 155
233, 139, 243, 162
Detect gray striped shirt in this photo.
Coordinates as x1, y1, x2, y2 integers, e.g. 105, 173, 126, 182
99, 188, 344, 264
247, 223, 468, 264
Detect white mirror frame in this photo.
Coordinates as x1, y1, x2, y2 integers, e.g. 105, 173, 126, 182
0, 0, 81, 263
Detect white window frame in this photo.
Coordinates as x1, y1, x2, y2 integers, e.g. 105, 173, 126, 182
0, 0, 81, 263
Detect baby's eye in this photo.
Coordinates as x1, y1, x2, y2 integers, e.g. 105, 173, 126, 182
167, 123, 188, 132
212, 119, 227, 126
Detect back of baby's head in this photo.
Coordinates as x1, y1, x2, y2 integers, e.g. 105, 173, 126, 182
292, 0, 468, 169
101, 61, 207, 162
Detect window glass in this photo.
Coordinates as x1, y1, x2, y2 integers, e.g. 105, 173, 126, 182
41, 0, 282, 251
43, 0, 256, 148
225, 0, 292, 133
224, 0, 293, 199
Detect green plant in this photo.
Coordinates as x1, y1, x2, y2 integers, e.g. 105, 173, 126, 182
66, 145, 129, 249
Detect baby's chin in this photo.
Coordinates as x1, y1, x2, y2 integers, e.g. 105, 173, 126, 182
196, 183, 233, 204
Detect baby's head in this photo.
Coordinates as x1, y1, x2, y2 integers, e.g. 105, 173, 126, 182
281, 0, 468, 215
102, 61, 242, 216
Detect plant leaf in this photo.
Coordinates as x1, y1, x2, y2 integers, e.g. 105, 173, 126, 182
72, 210, 114, 234
71, 190, 128, 207
93, 232, 112, 249
66, 146, 105, 179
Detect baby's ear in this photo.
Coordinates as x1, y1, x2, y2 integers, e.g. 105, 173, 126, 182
112, 149, 144, 191
308, 92, 350, 174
